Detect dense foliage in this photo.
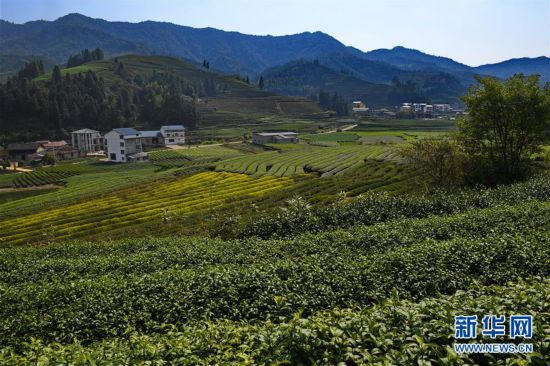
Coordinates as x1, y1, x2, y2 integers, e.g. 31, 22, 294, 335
1, 278, 547, 364
16, 59, 44, 80
0, 60, 201, 142
0, 197, 548, 347
235, 175, 550, 239
66, 48, 104, 68
460, 74, 550, 183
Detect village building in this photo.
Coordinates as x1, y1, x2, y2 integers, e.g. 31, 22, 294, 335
105, 128, 148, 163
6, 142, 45, 163
433, 104, 452, 113
39, 140, 83, 160
140, 131, 165, 148
352, 101, 369, 114
160, 125, 186, 145
252, 132, 299, 144
71, 128, 105, 154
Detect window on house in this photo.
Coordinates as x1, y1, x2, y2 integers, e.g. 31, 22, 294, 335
120, 142, 124, 147
120, 135, 124, 139
110, 153, 116, 160
121, 150, 124, 154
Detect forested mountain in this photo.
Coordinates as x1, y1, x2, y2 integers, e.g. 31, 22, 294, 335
362, 46, 550, 85
0, 54, 55, 81
474, 56, 550, 83
0, 14, 348, 76
1, 13, 548, 116
0, 55, 321, 143
2, 13, 548, 83
261, 59, 466, 106
262, 60, 391, 106
364, 46, 472, 72
318, 52, 466, 95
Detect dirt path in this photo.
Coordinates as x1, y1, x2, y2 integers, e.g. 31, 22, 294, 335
324, 124, 358, 134
166, 141, 242, 150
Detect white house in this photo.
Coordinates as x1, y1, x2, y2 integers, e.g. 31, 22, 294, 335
105, 128, 148, 163
71, 128, 104, 153
160, 125, 185, 145
352, 101, 369, 113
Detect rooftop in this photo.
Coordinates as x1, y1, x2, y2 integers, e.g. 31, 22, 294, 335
255, 132, 298, 137
161, 125, 185, 130
7, 142, 43, 151
140, 130, 162, 138
41, 140, 68, 148
72, 128, 100, 134
112, 128, 140, 136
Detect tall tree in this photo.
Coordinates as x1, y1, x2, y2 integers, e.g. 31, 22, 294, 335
51, 65, 62, 84
258, 76, 264, 90
460, 74, 550, 183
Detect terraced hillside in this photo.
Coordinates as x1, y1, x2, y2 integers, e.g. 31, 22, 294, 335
0, 177, 548, 363
0, 140, 427, 245
0, 172, 293, 245
215, 145, 400, 177
41, 55, 324, 123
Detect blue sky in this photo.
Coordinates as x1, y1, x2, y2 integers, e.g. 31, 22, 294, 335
1, 0, 549, 66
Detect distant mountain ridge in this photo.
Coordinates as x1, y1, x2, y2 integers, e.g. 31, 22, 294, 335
1, 14, 549, 79
1, 13, 549, 105
474, 56, 550, 83
262, 59, 466, 106
0, 13, 349, 76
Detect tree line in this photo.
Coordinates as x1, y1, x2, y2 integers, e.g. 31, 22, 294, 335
67, 48, 105, 68
317, 90, 348, 116
403, 74, 550, 186
0, 57, 206, 143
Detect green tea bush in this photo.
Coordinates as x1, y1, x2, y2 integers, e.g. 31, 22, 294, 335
1, 278, 547, 364
0, 230, 547, 346
238, 175, 550, 239
1, 201, 546, 285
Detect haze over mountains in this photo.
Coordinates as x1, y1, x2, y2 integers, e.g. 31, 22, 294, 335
1, 13, 549, 105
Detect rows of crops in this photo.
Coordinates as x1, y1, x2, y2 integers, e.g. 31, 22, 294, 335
0, 167, 162, 219
11, 164, 91, 187
149, 145, 246, 161
236, 174, 550, 239
0, 172, 293, 245
215, 145, 400, 177
302, 131, 360, 144
1, 279, 546, 364
0, 190, 548, 362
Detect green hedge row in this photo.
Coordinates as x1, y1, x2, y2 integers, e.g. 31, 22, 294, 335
1, 278, 548, 365
1, 200, 547, 285
236, 175, 550, 239
1, 229, 548, 346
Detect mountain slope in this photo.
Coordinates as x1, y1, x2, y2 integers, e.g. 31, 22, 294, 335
0, 55, 322, 142
318, 52, 465, 97
0, 14, 349, 76
363, 46, 471, 72
474, 56, 550, 83
0, 54, 55, 81
1, 13, 548, 91
362, 46, 550, 85
262, 59, 466, 106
